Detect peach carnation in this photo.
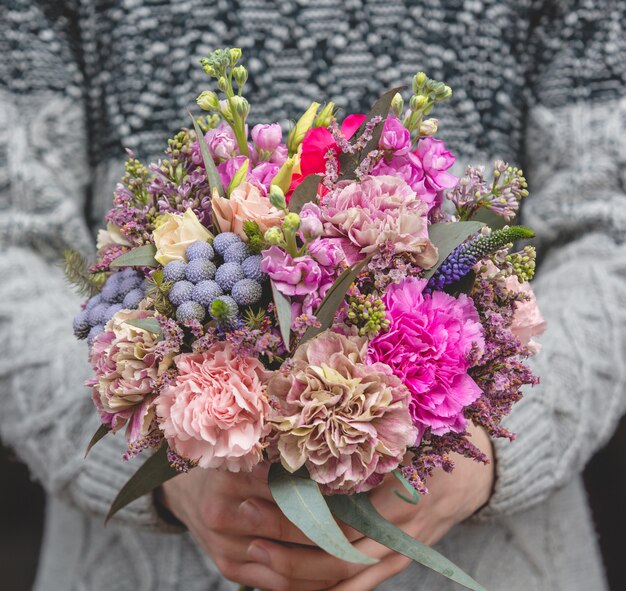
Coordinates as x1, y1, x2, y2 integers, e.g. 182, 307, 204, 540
155, 342, 272, 472
268, 330, 417, 494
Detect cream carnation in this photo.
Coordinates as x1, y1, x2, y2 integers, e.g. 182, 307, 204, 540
268, 330, 417, 494
153, 209, 213, 265
155, 342, 273, 472
212, 181, 285, 240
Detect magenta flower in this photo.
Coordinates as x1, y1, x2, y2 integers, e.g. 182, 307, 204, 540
205, 123, 239, 161
252, 123, 282, 155
368, 278, 485, 437
379, 116, 411, 155
261, 246, 323, 296
414, 137, 458, 203
299, 203, 324, 240
217, 155, 247, 188
249, 161, 280, 190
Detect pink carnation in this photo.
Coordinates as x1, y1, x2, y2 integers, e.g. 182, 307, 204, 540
88, 309, 167, 443
268, 330, 416, 494
320, 175, 438, 268
368, 278, 485, 437
155, 342, 272, 472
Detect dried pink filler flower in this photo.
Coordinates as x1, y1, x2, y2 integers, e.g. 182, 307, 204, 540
155, 342, 272, 472
268, 330, 417, 494
87, 309, 169, 443
368, 278, 485, 437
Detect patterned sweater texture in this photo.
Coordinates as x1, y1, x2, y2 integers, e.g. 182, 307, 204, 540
1, 0, 625, 589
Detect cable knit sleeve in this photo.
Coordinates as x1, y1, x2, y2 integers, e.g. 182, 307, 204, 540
483, 0, 626, 515
0, 0, 173, 530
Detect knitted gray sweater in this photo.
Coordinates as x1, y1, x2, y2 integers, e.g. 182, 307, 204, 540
1, 1, 625, 589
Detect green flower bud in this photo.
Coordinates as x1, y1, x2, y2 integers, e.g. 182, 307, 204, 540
419, 118, 438, 136
391, 93, 404, 118
434, 84, 452, 100
287, 102, 320, 155
265, 226, 284, 245
233, 65, 248, 88
227, 158, 249, 195
410, 94, 429, 111
231, 96, 249, 117
413, 72, 427, 93
283, 212, 301, 232
217, 76, 229, 93
196, 90, 220, 111
229, 47, 242, 66
218, 99, 233, 121
313, 102, 336, 128
271, 156, 296, 194
269, 185, 287, 210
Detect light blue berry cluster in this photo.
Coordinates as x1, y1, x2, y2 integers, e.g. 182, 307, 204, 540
74, 268, 148, 345
164, 235, 267, 324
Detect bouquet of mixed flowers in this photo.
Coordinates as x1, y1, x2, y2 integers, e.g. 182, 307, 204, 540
65, 48, 545, 590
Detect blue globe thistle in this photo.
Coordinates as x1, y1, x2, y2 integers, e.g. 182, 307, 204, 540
186, 241, 215, 261
88, 302, 110, 326
119, 274, 143, 295
224, 241, 251, 264
101, 280, 123, 303
185, 259, 217, 283
215, 262, 245, 292
176, 301, 206, 323
241, 254, 267, 283
231, 279, 262, 306
106, 272, 124, 286
168, 280, 195, 306
163, 260, 187, 282
103, 303, 124, 323
213, 232, 241, 256
120, 267, 138, 280
210, 295, 238, 321
73, 310, 90, 339
123, 288, 145, 309
87, 325, 105, 346
85, 293, 103, 310
192, 280, 223, 307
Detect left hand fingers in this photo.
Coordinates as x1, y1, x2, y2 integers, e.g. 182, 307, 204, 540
323, 553, 412, 591
246, 536, 395, 583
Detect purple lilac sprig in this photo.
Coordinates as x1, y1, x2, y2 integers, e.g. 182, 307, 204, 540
426, 226, 535, 292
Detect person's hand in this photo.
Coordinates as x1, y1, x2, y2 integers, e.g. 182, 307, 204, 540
244, 425, 494, 591
160, 462, 347, 591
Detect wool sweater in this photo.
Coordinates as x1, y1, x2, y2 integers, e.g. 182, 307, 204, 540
1, 1, 625, 590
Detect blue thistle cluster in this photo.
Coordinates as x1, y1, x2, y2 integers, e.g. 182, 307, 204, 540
165, 237, 267, 325
426, 226, 535, 292
74, 268, 148, 344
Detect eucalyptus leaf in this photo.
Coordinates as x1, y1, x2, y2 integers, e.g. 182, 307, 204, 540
268, 464, 376, 565
422, 221, 485, 280
338, 85, 405, 180
327, 494, 486, 591
271, 281, 292, 351
190, 113, 225, 198
84, 424, 111, 458
288, 174, 323, 214
106, 444, 178, 523
110, 244, 158, 268
125, 318, 162, 335
391, 469, 420, 505
300, 254, 373, 344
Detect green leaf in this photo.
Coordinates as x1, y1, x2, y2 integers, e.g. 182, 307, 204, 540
110, 244, 158, 268
268, 464, 376, 565
190, 113, 225, 198
125, 318, 162, 335
300, 254, 373, 345
271, 281, 292, 351
288, 174, 323, 214
339, 85, 406, 180
84, 424, 111, 458
391, 470, 420, 505
422, 221, 485, 280
327, 494, 486, 591
106, 444, 178, 523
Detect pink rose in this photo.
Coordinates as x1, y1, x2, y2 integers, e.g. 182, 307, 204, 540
156, 342, 272, 472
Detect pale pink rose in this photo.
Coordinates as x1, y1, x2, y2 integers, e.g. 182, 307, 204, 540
212, 181, 285, 240
268, 330, 417, 494
321, 175, 438, 268
505, 274, 546, 354
155, 342, 273, 472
